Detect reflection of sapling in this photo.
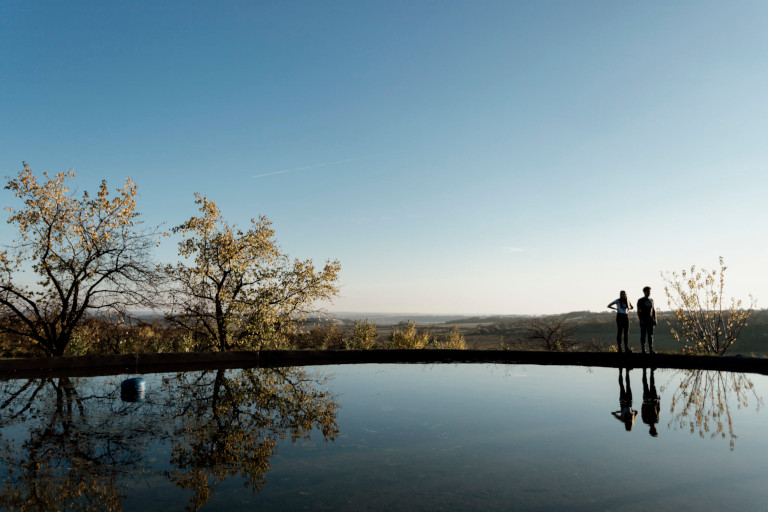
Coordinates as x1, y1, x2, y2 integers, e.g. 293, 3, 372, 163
668, 369, 762, 451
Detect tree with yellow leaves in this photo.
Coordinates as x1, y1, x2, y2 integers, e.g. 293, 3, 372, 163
662, 257, 754, 355
0, 163, 160, 356
165, 194, 340, 351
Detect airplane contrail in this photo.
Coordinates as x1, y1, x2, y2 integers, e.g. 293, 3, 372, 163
252, 156, 369, 179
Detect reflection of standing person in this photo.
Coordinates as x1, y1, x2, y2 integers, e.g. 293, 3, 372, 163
608, 291, 634, 353
642, 367, 660, 437
611, 368, 637, 431
637, 286, 657, 354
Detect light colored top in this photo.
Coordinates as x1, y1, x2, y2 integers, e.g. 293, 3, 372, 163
608, 298, 632, 314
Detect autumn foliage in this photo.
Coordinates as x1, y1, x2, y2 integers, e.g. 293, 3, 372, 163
165, 193, 341, 351
0, 164, 159, 355
0, 164, 341, 356
662, 258, 754, 355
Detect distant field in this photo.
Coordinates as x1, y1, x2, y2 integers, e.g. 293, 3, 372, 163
333, 309, 768, 355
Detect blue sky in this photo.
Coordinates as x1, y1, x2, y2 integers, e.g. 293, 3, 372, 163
2, 1, 767, 315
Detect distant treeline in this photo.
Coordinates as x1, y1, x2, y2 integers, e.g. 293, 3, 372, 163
3, 308, 764, 358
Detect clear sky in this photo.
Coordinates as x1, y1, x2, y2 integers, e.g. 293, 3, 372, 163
2, 1, 767, 315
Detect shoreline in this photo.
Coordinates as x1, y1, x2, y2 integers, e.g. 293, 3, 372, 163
1, 350, 767, 378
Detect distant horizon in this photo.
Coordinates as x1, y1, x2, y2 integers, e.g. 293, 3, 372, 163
329, 310, 572, 318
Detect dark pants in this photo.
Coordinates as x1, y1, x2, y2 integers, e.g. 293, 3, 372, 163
616, 314, 629, 348
640, 321, 655, 352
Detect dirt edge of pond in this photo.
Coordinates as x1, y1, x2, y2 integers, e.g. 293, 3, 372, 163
1, 350, 767, 378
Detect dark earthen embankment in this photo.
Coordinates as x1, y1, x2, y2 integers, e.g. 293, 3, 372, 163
1, 350, 767, 379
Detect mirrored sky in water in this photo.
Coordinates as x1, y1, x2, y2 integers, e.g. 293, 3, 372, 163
273, 364, 768, 511
1, 364, 767, 511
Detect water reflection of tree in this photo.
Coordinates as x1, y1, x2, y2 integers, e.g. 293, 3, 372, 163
0, 367, 339, 511
668, 370, 763, 451
162, 368, 339, 511
0, 376, 150, 511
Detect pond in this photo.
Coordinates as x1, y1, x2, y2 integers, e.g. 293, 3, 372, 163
1, 363, 767, 511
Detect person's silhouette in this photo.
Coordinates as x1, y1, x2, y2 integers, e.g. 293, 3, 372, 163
612, 367, 637, 431
607, 290, 633, 353
637, 286, 657, 354
642, 367, 660, 437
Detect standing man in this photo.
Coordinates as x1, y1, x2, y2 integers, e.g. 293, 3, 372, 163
637, 286, 657, 354
642, 367, 660, 437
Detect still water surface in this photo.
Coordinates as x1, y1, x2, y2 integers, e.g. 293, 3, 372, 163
1, 364, 766, 511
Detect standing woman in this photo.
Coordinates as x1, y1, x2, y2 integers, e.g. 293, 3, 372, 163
608, 291, 633, 353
